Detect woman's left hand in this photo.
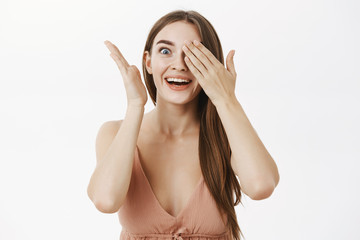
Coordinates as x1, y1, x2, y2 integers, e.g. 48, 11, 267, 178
183, 40, 237, 107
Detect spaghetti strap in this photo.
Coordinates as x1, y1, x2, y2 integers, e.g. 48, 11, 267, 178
117, 146, 230, 239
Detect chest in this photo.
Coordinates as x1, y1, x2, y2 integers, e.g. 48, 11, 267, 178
136, 134, 202, 218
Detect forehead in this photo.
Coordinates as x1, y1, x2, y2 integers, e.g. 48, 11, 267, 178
153, 21, 201, 45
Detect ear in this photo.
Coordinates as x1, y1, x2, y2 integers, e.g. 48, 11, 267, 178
143, 51, 153, 75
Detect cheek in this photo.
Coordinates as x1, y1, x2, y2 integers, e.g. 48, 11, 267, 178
152, 59, 169, 76
151, 60, 166, 87
152, 56, 169, 68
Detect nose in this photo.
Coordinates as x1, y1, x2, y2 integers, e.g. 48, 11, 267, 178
170, 51, 188, 71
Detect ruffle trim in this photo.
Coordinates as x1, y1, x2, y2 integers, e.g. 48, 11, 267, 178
120, 229, 231, 240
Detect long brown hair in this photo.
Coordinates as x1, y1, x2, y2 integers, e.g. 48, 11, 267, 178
142, 10, 243, 240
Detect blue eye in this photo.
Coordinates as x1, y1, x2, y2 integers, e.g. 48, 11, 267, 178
160, 48, 170, 54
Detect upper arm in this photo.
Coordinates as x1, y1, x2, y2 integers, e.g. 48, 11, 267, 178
230, 154, 239, 178
230, 154, 277, 200
95, 120, 123, 166
231, 154, 243, 190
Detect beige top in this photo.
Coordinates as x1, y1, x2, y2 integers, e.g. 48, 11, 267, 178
117, 146, 231, 240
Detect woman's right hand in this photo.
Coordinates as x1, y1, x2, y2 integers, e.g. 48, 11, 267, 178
104, 40, 148, 107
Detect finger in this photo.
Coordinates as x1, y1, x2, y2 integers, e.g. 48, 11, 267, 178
110, 52, 127, 76
183, 45, 208, 76
193, 40, 222, 67
226, 50, 236, 76
184, 56, 204, 82
184, 40, 213, 70
104, 40, 130, 67
104, 40, 123, 57
105, 41, 129, 67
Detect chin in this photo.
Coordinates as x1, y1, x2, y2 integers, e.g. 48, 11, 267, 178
167, 93, 201, 105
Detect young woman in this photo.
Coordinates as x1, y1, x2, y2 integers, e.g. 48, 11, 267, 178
87, 10, 280, 240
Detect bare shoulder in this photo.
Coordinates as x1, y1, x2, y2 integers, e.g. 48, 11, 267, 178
96, 120, 123, 139
105, 119, 123, 129
95, 120, 123, 165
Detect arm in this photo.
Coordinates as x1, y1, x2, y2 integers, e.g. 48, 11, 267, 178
182, 40, 279, 200
87, 40, 148, 213
215, 98, 280, 200
87, 105, 144, 213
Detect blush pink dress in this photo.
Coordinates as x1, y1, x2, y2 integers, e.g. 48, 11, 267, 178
118, 146, 231, 240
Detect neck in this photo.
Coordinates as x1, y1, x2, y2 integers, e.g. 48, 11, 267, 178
150, 97, 200, 137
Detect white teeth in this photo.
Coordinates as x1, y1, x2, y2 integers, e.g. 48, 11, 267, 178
166, 78, 191, 83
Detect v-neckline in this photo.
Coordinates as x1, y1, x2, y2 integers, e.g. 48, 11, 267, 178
135, 145, 203, 220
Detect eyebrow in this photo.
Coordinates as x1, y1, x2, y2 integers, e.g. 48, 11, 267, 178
155, 40, 175, 46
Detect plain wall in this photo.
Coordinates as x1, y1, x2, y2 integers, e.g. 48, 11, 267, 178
0, 0, 359, 239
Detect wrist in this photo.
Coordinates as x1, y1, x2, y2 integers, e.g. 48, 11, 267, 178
126, 104, 145, 113
213, 94, 239, 110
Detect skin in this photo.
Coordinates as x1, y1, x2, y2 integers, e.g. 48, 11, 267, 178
99, 20, 279, 215
143, 21, 204, 136
142, 21, 206, 217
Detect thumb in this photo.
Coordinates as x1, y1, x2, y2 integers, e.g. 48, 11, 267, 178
226, 50, 236, 76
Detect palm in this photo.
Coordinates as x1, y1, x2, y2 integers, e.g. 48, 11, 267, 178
104, 40, 148, 106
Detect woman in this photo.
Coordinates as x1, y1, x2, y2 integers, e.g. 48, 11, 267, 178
87, 10, 280, 240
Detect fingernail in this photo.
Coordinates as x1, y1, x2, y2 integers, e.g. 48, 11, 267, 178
194, 40, 200, 46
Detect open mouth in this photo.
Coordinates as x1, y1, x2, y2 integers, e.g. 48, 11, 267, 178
165, 77, 192, 86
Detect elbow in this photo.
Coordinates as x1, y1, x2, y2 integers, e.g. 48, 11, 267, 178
93, 198, 123, 214
248, 177, 279, 200
87, 187, 123, 213
249, 185, 274, 200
